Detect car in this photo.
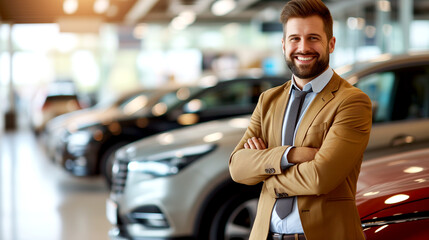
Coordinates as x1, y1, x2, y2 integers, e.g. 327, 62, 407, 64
106, 52, 429, 239
41, 88, 172, 164
30, 80, 87, 134
337, 52, 429, 160
60, 76, 285, 185
107, 115, 255, 240
357, 148, 429, 239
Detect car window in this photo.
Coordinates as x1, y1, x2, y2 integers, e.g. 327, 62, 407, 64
183, 80, 280, 113
185, 82, 257, 112
356, 72, 395, 123
393, 65, 429, 120
356, 65, 429, 123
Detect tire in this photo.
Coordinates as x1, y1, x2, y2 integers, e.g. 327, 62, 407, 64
201, 185, 261, 240
100, 141, 130, 188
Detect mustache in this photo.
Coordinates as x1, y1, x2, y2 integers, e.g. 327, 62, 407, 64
291, 52, 320, 57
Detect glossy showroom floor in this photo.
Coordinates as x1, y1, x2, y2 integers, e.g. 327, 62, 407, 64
0, 122, 111, 239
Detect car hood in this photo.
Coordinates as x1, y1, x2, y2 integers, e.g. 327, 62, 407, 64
357, 148, 429, 220
46, 106, 145, 132
120, 115, 251, 160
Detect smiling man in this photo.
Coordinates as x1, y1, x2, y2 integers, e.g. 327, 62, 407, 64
229, 0, 373, 239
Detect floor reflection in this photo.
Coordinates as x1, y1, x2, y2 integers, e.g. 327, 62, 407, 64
0, 130, 110, 240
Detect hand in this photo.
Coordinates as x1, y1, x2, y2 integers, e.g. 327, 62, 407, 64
288, 147, 319, 164
244, 137, 266, 150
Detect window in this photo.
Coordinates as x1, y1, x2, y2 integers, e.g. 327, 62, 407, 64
356, 64, 429, 123
196, 82, 251, 111
356, 72, 395, 123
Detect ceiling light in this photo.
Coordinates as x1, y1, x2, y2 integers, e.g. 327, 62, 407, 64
347, 17, 358, 30
170, 10, 196, 31
133, 23, 148, 39
63, 0, 78, 14
365, 25, 376, 38
94, 0, 110, 14
378, 0, 391, 12
211, 0, 236, 16
178, 10, 196, 25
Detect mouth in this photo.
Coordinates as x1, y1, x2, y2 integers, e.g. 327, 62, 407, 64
294, 54, 318, 64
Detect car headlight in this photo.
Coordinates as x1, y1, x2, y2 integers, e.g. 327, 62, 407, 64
127, 144, 216, 179
67, 131, 92, 154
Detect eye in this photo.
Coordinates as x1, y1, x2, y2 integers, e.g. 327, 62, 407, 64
289, 37, 300, 42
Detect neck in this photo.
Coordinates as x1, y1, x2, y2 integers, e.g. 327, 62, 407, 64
294, 66, 330, 90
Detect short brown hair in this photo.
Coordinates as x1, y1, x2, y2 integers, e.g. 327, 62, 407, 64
280, 0, 333, 40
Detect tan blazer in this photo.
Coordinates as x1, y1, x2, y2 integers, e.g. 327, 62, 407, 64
229, 72, 372, 240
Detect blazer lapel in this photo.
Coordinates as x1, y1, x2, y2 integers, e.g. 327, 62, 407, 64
294, 73, 341, 146
272, 81, 292, 146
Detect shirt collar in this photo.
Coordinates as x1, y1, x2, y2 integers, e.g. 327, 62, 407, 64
291, 67, 333, 93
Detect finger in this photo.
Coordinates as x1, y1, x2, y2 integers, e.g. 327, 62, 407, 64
244, 143, 250, 149
251, 137, 262, 149
258, 138, 267, 149
247, 138, 256, 149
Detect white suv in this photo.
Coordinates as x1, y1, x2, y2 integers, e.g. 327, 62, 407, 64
107, 116, 257, 239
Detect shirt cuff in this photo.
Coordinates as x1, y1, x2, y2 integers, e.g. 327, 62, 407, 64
281, 146, 295, 171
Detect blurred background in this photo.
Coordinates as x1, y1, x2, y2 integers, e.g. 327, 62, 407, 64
0, 0, 429, 239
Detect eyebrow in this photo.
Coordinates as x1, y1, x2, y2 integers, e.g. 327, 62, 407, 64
287, 33, 322, 39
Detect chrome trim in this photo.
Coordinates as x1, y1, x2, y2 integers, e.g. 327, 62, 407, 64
362, 215, 429, 228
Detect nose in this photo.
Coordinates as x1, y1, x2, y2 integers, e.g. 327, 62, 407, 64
297, 39, 311, 53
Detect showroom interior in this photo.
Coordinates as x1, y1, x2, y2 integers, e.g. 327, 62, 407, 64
1, 0, 429, 239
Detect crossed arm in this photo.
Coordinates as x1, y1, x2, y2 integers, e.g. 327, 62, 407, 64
244, 137, 318, 164
230, 90, 372, 197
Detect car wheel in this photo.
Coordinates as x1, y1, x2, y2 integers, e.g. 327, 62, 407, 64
100, 141, 129, 188
203, 186, 260, 240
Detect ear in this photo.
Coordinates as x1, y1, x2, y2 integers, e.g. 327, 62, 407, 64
328, 36, 336, 53
281, 38, 286, 54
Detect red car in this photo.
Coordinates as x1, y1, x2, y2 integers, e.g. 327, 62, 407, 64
357, 148, 429, 239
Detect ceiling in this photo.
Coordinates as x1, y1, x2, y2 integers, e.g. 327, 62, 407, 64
1, 0, 429, 26
0, 0, 289, 25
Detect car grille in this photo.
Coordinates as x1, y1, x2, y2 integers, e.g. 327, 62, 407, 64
111, 155, 130, 195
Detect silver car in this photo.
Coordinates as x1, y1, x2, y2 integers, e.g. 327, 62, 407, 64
107, 116, 255, 239
107, 52, 429, 239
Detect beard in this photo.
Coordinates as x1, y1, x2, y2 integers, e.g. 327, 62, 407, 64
285, 48, 330, 80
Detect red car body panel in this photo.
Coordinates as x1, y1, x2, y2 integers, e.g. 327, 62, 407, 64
356, 148, 429, 239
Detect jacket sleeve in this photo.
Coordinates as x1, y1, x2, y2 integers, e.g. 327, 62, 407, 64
229, 91, 290, 186
264, 90, 372, 197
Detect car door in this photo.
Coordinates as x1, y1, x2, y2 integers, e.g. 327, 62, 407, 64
355, 64, 429, 160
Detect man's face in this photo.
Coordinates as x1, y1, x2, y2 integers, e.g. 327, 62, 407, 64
282, 15, 335, 81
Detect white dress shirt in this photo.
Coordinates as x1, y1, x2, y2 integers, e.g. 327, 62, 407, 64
270, 67, 333, 234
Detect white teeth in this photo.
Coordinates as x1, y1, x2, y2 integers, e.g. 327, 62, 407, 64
297, 56, 313, 61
